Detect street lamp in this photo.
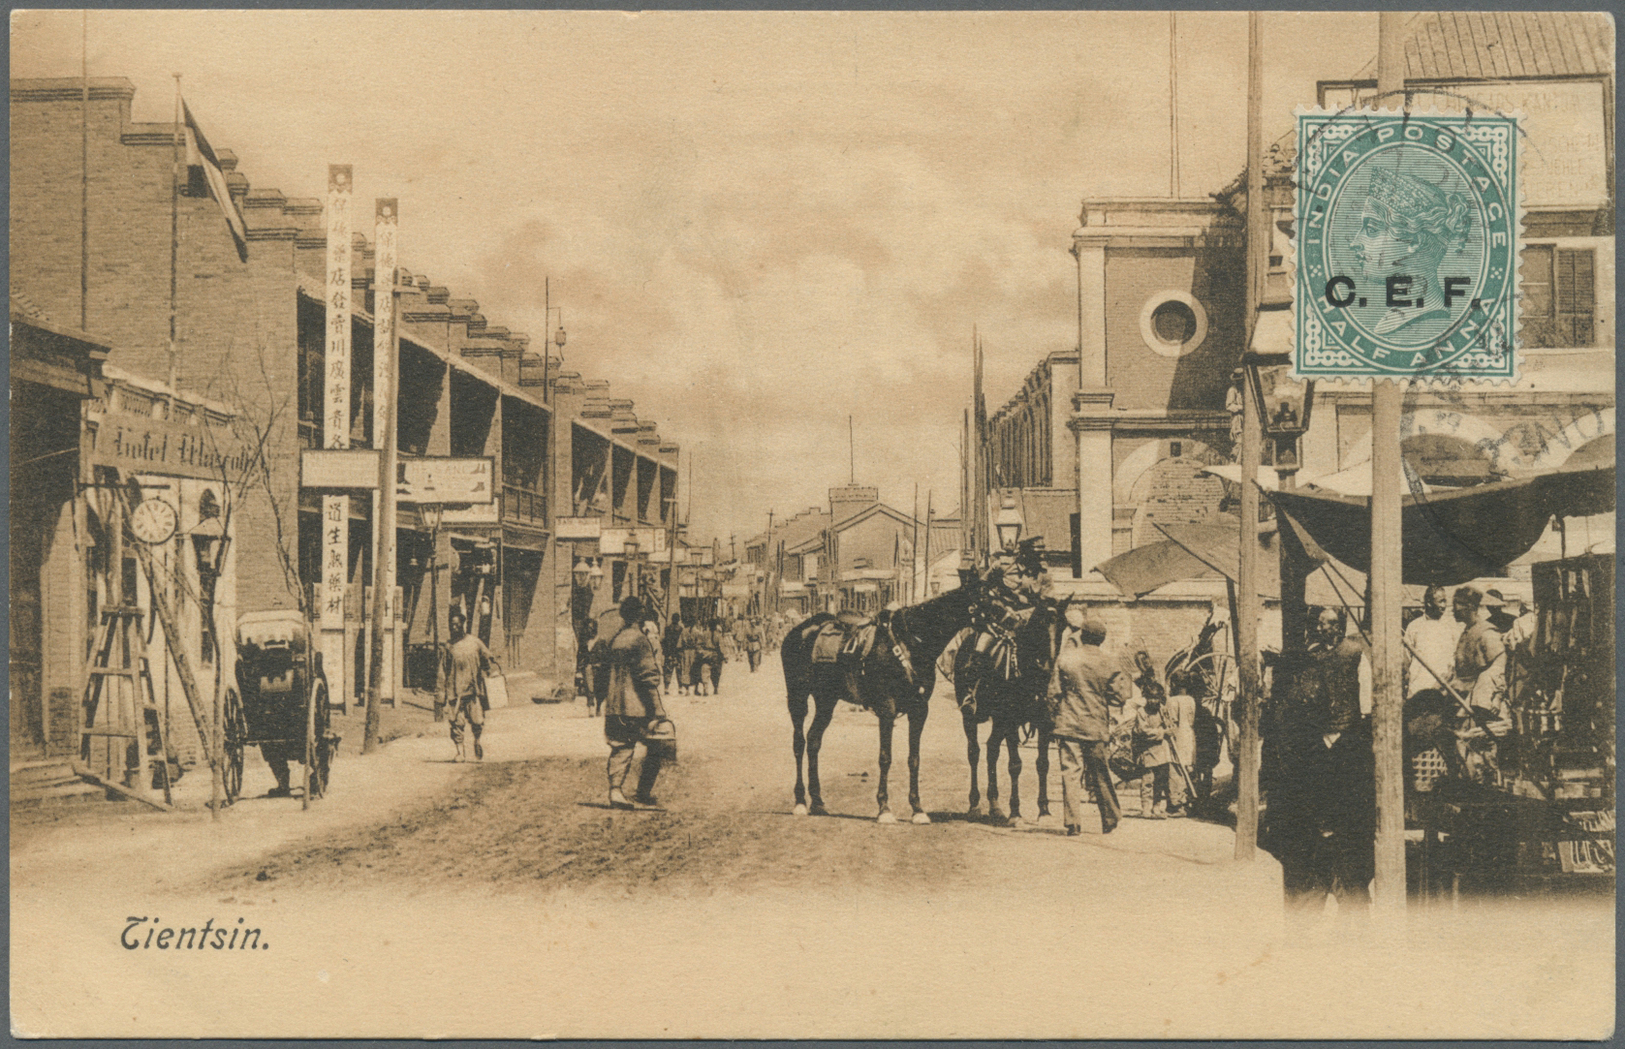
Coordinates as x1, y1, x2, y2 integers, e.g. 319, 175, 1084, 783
994, 491, 1024, 551
572, 557, 592, 588
1244, 354, 1315, 484
623, 533, 641, 598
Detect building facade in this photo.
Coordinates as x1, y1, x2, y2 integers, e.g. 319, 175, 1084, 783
11, 76, 680, 718
975, 12, 1614, 669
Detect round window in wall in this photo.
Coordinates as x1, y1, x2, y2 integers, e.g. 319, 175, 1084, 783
1139, 291, 1208, 358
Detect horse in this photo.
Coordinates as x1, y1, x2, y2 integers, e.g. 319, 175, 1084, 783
781, 579, 980, 824
953, 599, 1063, 824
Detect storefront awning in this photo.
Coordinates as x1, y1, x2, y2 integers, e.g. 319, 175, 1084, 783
1268, 461, 1614, 586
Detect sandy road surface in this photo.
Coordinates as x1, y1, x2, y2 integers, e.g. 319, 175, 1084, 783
11, 658, 1613, 1038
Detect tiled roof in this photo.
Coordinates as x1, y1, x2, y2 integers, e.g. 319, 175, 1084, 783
1353, 12, 1613, 81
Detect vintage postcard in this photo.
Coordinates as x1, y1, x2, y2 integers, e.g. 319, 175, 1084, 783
9, 9, 1614, 1039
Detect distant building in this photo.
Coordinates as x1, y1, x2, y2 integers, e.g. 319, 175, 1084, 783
745, 484, 958, 616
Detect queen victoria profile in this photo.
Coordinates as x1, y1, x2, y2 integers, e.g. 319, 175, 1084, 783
1349, 166, 1472, 338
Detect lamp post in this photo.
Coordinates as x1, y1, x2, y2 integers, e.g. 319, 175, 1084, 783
994, 491, 1024, 552
623, 532, 641, 600
1245, 359, 1314, 488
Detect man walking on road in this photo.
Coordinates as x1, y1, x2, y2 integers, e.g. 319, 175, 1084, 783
745, 618, 764, 672
441, 609, 498, 762
605, 595, 673, 810
1047, 613, 1130, 835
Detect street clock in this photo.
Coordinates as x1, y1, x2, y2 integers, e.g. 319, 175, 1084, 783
129, 498, 178, 545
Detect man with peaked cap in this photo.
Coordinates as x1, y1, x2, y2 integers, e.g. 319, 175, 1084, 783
604, 595, 672, 809
1046, 612, 1130, 835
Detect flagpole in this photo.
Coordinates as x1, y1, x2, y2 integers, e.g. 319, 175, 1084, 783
169, 73, 181, 413
80, 13, 89, 331
1168, 12, 1180, 198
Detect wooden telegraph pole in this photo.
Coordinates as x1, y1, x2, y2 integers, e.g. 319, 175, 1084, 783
1369, 12, 1409, 914
1233, 11, 1266, 861
363, 199, 400, 755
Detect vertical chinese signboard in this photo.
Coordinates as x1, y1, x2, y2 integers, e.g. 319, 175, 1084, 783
322, 165, 353, 702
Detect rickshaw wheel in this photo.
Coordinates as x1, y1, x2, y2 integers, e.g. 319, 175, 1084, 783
309, 679, 332, 798
222, 687, 247, 803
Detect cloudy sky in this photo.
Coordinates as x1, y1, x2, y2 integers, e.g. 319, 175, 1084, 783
12, 10, 1376, 547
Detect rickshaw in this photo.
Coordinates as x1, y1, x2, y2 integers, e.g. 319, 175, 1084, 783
225, 610, 338, 804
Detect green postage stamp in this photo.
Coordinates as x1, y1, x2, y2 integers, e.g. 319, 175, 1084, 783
1295, 109, 1520, 382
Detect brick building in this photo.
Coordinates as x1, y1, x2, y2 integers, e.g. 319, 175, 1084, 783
978, 12, 1614, 668
11, 76, 680, 714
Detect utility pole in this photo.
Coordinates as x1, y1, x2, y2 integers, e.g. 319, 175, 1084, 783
1234, 11, 1265, 861
363, 199, 400, 755
911, 482, 920, 604
1369, 10, 1409, 915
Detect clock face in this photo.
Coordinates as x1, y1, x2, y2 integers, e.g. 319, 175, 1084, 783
129, 499, 178, 545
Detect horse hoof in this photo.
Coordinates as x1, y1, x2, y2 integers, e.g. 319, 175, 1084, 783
792, 803, 808, 817
912, 812, 932, 825
967, 803, 983, 817
1004, 815, 1022, 828
876, 810, 899, 825
810, 803, 831, 817
990, 807, 1007, 823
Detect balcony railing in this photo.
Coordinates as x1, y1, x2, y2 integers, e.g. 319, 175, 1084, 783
502, 484, 547, 526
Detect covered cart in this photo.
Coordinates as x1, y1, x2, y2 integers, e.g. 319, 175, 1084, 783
228, 610, 338, 804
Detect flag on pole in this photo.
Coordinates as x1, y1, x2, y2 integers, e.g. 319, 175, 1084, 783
182, 101, 248, 260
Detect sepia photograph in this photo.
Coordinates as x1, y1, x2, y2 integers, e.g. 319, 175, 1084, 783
8, 8, 1615, 1039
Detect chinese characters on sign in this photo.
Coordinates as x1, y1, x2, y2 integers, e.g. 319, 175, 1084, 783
1294, 110, 1519, 382
322, 164, 354, 630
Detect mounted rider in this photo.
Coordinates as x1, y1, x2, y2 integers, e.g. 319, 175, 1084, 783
958, 536, 1047, 714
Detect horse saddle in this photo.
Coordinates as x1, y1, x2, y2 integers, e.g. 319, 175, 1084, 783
810, 618, 878, 667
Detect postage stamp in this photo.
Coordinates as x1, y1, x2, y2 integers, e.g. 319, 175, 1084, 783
1294, 109, 1520, 382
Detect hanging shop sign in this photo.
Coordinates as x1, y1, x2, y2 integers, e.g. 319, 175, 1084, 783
396, 456, 496, 504
87, 412, 253, 482
301, 448, 379, 490
555, 516, 603, 541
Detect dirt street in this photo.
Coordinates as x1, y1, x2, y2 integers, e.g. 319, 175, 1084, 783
11, 656, 1613, 1039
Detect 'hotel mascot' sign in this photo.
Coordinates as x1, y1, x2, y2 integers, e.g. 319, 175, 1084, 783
1294, 109, 1520, 382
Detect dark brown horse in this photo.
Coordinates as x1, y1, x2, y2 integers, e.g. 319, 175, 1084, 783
954, 599, 1062, 824
781, 580, 980, 823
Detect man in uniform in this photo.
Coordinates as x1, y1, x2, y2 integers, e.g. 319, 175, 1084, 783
440, 609, 499, 762
959, 539, 1044, 713
745, 617, 764, 672
604, 595, 671, 810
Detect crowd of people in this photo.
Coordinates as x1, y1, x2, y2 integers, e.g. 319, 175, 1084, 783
575, 608, 778, 711
430, 562, 1542, 908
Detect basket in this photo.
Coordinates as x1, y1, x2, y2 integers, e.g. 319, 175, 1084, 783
1411, 747, 1448, 793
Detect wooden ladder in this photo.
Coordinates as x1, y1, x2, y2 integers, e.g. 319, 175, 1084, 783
79, 606, 174, 806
